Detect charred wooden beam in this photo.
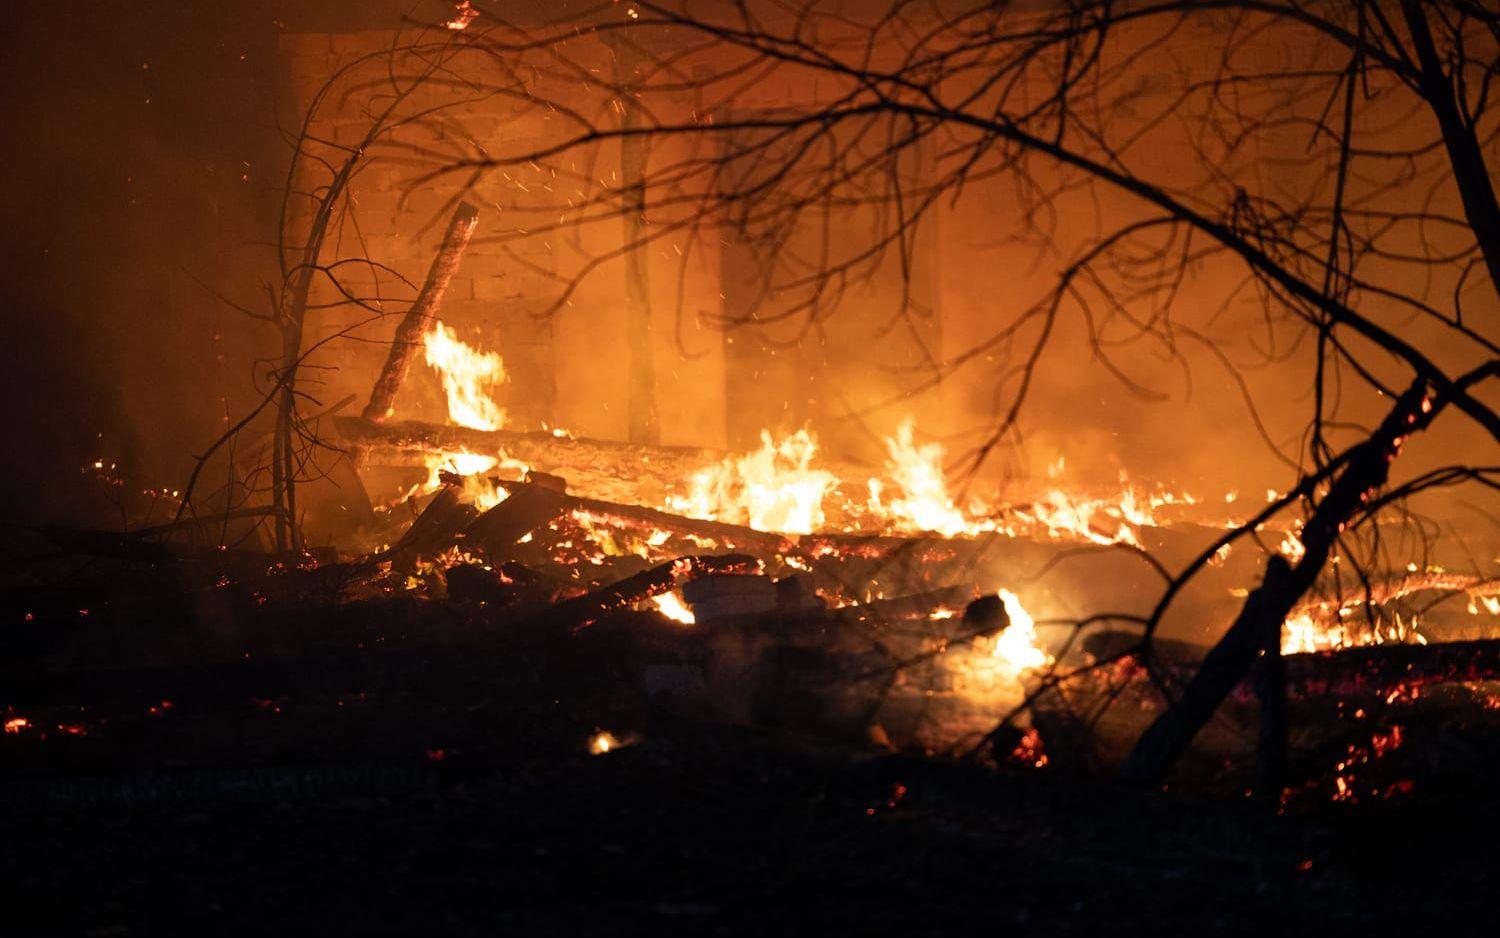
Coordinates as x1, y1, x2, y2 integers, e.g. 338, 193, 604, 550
330, 415, 718, 475
537, 554, 761, 631
1283, 638, 1500, 699
463, 483, 570, 561
388, 487, 477, 562
562, 495, 792, 555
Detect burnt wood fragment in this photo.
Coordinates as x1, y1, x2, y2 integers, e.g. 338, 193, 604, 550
388, 487, 476, 563
536, 554, 760, 631
462, 483, 568, 561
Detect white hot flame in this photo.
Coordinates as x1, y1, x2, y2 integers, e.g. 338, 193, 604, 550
651, 592, 696, 624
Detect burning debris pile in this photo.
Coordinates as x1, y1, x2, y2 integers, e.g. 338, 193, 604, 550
7, 207, 1500, 809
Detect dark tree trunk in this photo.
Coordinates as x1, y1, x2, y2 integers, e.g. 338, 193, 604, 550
1121, 380, 1435, 786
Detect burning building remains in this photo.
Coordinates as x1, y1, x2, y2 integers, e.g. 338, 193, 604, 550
2, 1, 1499, 933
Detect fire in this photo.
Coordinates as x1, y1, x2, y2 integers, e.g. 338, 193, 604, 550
866, 422, 1176, 545
423, 320, 506, 430
1023, 484, 1155, 547
423, 450, 499, 491
650, 592, 696, 624
574, 511, 671, 561
870, 420, 972, 536
412, 449, 527, 511
667, 429, 836, 534
1279, 526, 1307, 562
1281, 608, 1427, 655
665, 418, 1199, 544
947, 589, 1053, 704
992, 588, 1051, 678
445, 1, 478, 31
3, 717, 28, 735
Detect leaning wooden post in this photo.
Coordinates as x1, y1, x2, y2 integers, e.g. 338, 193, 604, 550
362, 201, 480, 422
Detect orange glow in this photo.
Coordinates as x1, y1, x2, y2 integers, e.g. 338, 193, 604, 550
3, 717, 28, 735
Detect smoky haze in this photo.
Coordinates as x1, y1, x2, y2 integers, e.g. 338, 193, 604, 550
0, 1, 295, 527
0, 0, 1492, 547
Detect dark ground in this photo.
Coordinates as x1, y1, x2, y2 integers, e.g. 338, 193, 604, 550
2, 636, 1496, 938
1, 542, 1495, 937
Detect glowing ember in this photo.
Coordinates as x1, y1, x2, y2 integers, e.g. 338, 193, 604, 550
667, 429, 836, 534
3, 717, 29, 735
650, 592, 696, 624
423, 320, 506, 430
588, 730, 623, 755
1008, 727, 1049, 769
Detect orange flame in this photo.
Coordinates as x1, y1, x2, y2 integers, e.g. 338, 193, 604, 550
667, 429, 836, 534
992, 589, 1052, 677
651, 592, 696, 624
945, 589, 1053, 705
589, 730, 624, 755
1281, 609, 1427, 655
870, 420, 973, 536
413, 449, 528, 511
423, 320, 506, 430
445, 1, 478, 31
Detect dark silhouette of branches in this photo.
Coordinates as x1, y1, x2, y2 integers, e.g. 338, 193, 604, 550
402, 0, 1500, 782
172, 0, 1496, 782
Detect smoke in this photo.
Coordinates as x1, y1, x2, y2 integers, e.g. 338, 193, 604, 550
0, 1, 285, 526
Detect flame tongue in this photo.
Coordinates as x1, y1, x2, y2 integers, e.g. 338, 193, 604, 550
423, 320, 506, 430
874, 420, 973, 536
667, 429, 836, 534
